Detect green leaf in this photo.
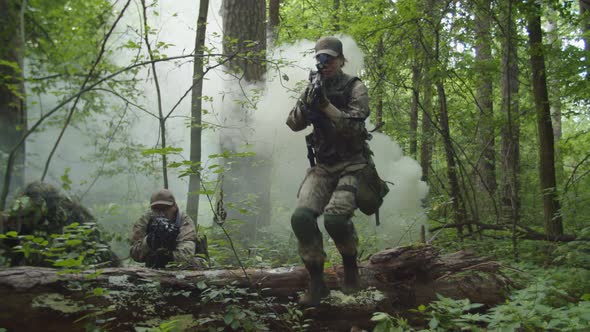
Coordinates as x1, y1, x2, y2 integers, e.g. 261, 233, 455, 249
429, 316, 439, 329
371, 312, 389, 322
92, 287, 107, 296
223, 313, 234, 325
65, 239, 83, 246
141, 147, 183, 156
61, 167, 72, 191
5, 231, 18, 238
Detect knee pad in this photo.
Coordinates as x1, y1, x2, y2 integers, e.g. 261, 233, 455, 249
291, 207, 318, 240
324, 214, 353, 244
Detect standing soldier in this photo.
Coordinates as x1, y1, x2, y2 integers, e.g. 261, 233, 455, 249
130, 189, 206, 269
287, 36, 377, 306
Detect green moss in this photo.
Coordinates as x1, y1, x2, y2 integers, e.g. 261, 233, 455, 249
31, 293, 87, 314
326, 287, 386, 306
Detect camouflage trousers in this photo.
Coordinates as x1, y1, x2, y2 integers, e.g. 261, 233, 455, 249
292, 162, 365, 265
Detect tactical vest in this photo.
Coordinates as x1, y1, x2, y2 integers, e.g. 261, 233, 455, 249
325, 73, 360, 110
313, 72, 370, 165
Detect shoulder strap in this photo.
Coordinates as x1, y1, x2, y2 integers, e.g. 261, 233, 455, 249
341, 75, 367, 114
175, 211, 182, 228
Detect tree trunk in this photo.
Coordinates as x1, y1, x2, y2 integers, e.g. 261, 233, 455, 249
474, 0, 496, 196
500, 0, 521, 228
187, 0, 209, 221
222, 0, 266, 82
420, 81, 433, 183
333, 0, 341, 31
0, 245, 510, 331
527, 1, 563, 236
220, 0, 270, 236
419, 0, 435, 183
374, 36, 385, 130
432, 11, 468, 234
410, 40, 420, 158
580, 0, 590, 76
141, 0, 168, 188
268, 0, 280, 42
437, 79, 467, 235
0, 0, 26, 197
547, 13, 564, 183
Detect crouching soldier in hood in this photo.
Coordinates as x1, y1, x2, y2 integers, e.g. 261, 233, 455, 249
130, 189, 207, 269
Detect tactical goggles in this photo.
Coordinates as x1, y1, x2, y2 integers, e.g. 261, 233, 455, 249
315, 53, 333, 70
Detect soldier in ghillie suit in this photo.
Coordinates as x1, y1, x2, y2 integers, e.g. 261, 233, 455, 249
130, 189, 206, 269
287, 37, 380, 307
0, 181, 120, 267
1, 181, 95, 234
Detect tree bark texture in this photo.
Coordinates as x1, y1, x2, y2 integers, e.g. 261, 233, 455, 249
436, 80, 468, 235
527, 2, 564, 236
546, 14, 564, 183
433, 16, 468, 234
220, 0, 271, 235
187, 0, 209, 221
333, 0, 341, 31
140, 0, 168, 188
0, 245, 510, 331
500, 0, 521, 227
0, 0, 26, 194
222, 0, 266, 82
373, 36, 386, 130
268, 0, 280, 41
419, 0, 435, 183
474, 0, 496, 195
581, 0, 590, 76
410, 40, 420, 158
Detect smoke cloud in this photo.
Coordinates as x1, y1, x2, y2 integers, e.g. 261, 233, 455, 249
23, 0, 428, 248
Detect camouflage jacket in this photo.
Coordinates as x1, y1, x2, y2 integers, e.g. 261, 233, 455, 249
287, 71, 371, 167
130, 210, 197, 267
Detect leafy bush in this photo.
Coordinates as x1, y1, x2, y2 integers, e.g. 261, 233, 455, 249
0, 222, 116, 270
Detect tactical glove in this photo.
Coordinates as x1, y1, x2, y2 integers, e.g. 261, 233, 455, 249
305, 84, 328, 109
307, 106, 328, 124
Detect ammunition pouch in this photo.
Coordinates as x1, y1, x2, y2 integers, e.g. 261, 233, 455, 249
356, 164, 390, 216
195, 233, 209, 260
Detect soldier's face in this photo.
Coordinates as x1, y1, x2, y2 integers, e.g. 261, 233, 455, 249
317, 55, 342, 79
151, 204, 177, 221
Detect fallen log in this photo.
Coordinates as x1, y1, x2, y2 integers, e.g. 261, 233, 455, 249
0, 245, 512, 331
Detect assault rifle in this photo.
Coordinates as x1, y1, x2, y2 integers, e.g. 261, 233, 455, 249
304, 54, 331, 167
146, 216, 179, 268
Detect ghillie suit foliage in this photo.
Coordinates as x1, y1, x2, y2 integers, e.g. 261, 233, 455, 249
0, 181, 120, 267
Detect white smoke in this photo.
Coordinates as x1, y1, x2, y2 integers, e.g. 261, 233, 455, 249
24, 0, 428, 247
253, 37, 429, 246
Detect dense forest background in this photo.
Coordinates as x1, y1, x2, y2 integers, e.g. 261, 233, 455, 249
1, 0, 590, 330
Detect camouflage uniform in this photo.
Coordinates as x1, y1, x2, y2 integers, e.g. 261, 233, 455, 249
287, 37, 374, 307
130, 210, 202, 269
287, 71, 371, 266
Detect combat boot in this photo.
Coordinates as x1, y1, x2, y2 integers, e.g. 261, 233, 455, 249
299, 263, 329, 307
341, 254, 360, 294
